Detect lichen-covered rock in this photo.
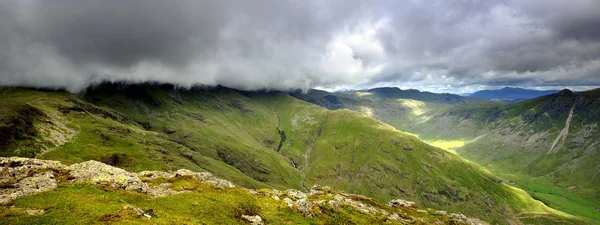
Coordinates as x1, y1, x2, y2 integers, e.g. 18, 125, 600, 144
283, 197, 294, 207
388, 199, 416, 208
294, 199, 313, 216
147, 183, 189, 197
0, 157, 64, 187
309, 184, 332, 196
174, 169, 235, 188
67, 160, 148, 192
285, 189, 307, 199
137, 171, 173, 180
26, 209, 46, 216
241, 215, 264, 225
0, 171, 58, 204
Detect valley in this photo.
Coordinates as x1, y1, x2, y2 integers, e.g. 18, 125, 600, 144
0, 83, 592, 224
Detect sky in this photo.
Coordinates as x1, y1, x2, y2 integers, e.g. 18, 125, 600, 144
0, 0, 599, 93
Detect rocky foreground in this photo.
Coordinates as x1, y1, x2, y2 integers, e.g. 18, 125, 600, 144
1, 157, 487, 224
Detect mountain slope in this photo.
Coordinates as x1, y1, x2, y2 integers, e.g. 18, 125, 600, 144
0, 84, 584, 224
409, 89, 600, 221
470, 87, 559, 102
290, 87, 600, 222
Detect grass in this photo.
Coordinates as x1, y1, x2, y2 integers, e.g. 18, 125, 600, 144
0, 176, 471, 225
527, 182, 600, 221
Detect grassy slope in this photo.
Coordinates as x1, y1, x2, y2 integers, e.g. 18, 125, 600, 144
290, 88, 600, 223
0, 85, 586, 224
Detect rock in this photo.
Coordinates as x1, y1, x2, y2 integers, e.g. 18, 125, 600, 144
241, 215, 264, 225
67, 160, 148, 192
124, 205, 152, 219
450, 213, 468, 222
388, 199, 416, 208
294, 199, 313, 216
271, 195, 280, 201
309, 185, 331, 196
283, 198, 294, 207
0, 157, 65, 187
174, 169, 235, 188
342, 197, 385, 215
26, 209, 45, 216
147, 182, 189, 197
403, 145, 414, 151
137, 171, 173, 180
435, 210, 449, 216
1, 171, 58, 204
286, 189, 307, 199
388, 213, 401, 221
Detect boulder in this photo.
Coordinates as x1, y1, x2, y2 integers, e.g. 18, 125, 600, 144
1, 157, 64, 187
241, 215, 264, 225
174, 169, 235, 188
67, 160, 148, 192
294, 199, 313, 216
388, 199, 416, 208
1, 171, 58, 204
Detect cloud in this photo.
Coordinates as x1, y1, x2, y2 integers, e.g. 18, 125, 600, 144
0, 0, 599, 93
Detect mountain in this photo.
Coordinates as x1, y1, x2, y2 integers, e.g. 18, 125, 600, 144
0, 83, 583, 224
367, 87, 490, 104
290, 87, 600, 222
407, 89, 600, 222
470, 87, 560, 102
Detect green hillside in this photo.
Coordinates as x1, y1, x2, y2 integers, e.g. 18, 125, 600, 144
0, 84, 588, 224
290, 88, 600, 223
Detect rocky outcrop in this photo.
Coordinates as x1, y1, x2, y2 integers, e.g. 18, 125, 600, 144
0, 158, 64, 204
0, 157, 234, 204
0, 171, 58, 204
251, 185, 487, 225
172, 169, 235, 188
67, 160, 148, 192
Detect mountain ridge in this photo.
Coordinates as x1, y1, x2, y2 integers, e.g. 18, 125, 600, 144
470, 87, 560, 102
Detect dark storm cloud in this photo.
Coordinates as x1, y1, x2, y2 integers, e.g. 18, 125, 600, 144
0, 0, 599, 92
25, 0, 230, 67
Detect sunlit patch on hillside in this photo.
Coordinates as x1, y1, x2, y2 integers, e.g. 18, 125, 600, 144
354, 91, 372, 97
397, 99, 426, 115
358, 106, 374, 117
424, 139, 467, 153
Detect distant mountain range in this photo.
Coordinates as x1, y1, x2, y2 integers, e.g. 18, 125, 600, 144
366, 87, 490, 104
469, 87, 560, 102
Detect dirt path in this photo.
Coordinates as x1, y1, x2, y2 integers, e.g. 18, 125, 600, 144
548, 103, 576, 154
